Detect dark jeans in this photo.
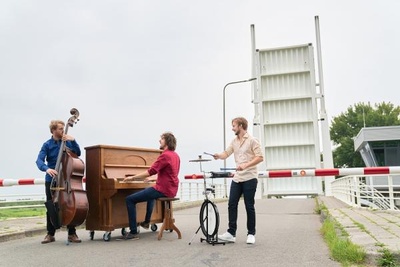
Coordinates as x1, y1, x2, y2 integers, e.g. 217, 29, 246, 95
227, 178, 258, 236
45, 182, 76, 236
125, 187, 166, 234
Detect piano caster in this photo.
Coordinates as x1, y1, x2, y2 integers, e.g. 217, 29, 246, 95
103, 232, 111, 242
151, 224, 158, 232
121, 228, 127, 236
90, 231, 95, 240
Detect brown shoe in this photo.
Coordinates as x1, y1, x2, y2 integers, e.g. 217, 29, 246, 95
139, 221, 150, 230
41, 234, 55, 244
68, 234, 82, 243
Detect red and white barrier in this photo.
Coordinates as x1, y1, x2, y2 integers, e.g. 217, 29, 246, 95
0, 177, 87, 187
0, 178, 45, 186
184, 166, 400, 179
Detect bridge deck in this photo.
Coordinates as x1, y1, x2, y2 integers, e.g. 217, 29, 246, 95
1, 197, 399, 266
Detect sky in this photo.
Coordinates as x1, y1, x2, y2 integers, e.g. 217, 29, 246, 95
1, 0, 399, 197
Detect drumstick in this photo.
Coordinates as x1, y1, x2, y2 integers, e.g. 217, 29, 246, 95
203, 152, 214, 157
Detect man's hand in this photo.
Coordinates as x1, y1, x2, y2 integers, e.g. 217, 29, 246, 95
123, 176, 134, 182
46, 168, 58, 177
236, 164, 247, 171
144, 176, 156, 183
62, 134, 75, 142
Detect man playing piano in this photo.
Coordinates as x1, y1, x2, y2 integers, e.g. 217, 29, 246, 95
122, 132, 180, 240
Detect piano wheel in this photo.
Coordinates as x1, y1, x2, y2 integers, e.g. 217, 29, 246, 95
121, 228, 127, 236
90, 231, 94, 240
103, 232, 111, 242
151, 224, 158, 232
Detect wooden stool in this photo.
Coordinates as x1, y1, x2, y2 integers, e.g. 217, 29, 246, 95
157, 197, 182, 240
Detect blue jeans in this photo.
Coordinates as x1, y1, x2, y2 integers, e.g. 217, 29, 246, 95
125, 187, 165, 234
227, 178, 258, 236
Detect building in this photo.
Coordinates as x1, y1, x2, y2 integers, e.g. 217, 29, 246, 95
354, 126, 400, 208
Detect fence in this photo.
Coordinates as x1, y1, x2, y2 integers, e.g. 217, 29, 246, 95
331, 174, 400, 211
0, 180, 226, 209
3, 167, 400, 211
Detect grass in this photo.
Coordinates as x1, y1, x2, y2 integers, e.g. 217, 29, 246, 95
0, 201, 46, 219
321, 218, 366, 265
0, 207, 46, 219
316, 199, 366, 266
377, 248, 400, 267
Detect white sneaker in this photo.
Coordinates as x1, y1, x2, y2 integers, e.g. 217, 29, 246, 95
246, 234, 255, 244
218, 232, 236, 243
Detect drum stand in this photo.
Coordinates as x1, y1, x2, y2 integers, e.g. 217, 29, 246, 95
188, 156, 225, 246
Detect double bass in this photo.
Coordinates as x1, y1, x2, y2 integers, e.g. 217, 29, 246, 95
45, 108, 89, 228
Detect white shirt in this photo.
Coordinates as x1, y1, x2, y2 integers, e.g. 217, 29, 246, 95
225, 132, 263, 182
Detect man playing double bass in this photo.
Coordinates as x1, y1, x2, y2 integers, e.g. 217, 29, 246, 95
36, 120, 82, 244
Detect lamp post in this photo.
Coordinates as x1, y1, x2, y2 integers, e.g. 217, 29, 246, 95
222, 77, 257, 197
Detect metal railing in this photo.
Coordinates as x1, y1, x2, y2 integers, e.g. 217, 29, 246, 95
0, 181, 227, 209
2, 173, 399, 211
331, 174, 400, 211
178, 181, 226, 202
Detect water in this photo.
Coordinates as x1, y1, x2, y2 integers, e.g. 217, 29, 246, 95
0, 184, 45, 202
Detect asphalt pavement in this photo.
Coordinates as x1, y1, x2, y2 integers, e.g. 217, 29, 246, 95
0, 197, 399, 266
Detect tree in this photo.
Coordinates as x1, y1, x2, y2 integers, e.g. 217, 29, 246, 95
330, 102, 400, 168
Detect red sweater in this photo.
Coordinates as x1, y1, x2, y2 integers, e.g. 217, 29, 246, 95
147, 149, 180, 197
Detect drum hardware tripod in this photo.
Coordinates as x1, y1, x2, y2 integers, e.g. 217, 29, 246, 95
188, 155, 225, 246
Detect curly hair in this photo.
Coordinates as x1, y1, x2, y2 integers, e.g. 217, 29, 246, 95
161, 132, 177, 151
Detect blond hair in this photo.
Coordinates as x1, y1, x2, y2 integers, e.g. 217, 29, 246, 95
49, 120, 64, 133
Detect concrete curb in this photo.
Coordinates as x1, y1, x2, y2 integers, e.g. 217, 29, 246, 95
0, 228, 47, 243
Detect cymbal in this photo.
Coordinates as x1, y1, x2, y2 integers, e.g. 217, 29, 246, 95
189, 158, 211, 162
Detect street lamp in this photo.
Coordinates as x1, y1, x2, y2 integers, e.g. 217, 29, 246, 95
222, 77, 257, 197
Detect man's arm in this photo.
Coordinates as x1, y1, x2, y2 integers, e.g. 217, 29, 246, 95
64, 134, 81, 156
237, 156, 263, 171
213, 151, 228, 160
36, 143, 49, 172
123, 170, 150, 182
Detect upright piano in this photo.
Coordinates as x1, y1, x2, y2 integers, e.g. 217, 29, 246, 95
85, 144, 164, 241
